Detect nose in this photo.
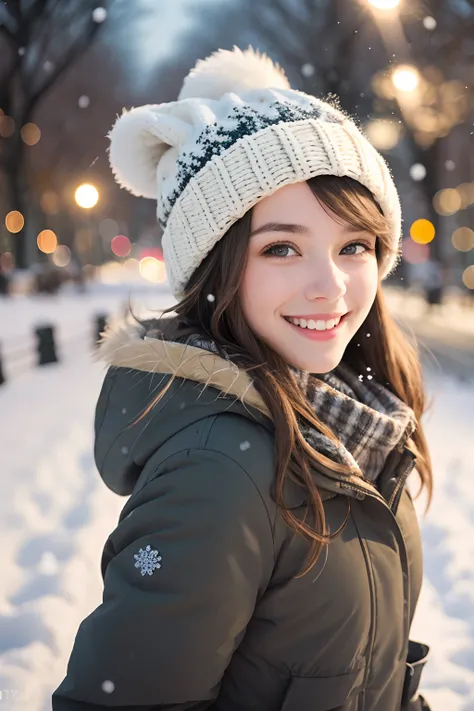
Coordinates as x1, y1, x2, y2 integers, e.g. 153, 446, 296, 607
302, 259, 347, 303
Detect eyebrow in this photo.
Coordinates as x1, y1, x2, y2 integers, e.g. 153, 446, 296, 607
249, 222, 367, 239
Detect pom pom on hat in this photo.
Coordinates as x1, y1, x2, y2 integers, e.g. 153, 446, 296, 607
178, 45, 291, 100
108, 105, 191, 199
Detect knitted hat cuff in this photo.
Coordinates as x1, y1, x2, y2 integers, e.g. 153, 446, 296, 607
162, 118, 401, 297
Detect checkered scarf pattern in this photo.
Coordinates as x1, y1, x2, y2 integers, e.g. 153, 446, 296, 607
179, 332, 417, 483
291, 363, 416, 482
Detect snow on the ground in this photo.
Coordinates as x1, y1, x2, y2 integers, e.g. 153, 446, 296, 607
1, 283, 474, 710
409, 369, 474, 711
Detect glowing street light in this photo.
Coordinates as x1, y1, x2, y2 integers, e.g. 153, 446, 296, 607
368, 0, 400, 8
392, 65, 420, 92
75, 183, 99, 209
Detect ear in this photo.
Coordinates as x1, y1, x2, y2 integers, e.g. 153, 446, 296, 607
107, 104, 191, 199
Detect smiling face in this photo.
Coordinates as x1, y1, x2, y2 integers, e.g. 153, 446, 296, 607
239, 181, 379, 373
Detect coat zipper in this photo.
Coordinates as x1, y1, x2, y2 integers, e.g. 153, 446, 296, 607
351, 451, 417, 709
388, 452, 417, 512
356, 536, 377, 711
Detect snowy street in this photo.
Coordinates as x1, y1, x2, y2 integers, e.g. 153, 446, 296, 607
1, 284, 474, 710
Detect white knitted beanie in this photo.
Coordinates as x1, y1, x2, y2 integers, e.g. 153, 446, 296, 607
108, 46, 402, 298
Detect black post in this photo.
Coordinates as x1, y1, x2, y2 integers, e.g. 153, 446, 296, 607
35, 325, 58, 366
95, 314, 108, 348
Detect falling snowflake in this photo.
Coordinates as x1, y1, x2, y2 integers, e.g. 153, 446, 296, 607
410, 164, 426, 181
366, 333, 371, 338
445, 160, 455, 171
78, 95, 90, 109
367, 375, 373, 380
134, 545, 162, 576
366, 367, 372, 372
358, 374, 364, 381
92, 7, 107, 23
102, 680, 115, 694
207, 293, 215, 302
38, 551, 59, 576
240, 441, 251, 451
18, 47, 25, 56
43, 60, 54, 72
301, 63, 315, 78
423, 16, 437, 30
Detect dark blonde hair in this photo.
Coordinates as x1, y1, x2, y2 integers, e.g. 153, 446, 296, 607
133, 175, 433, 576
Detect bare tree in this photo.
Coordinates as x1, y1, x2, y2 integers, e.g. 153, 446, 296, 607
0, 0, 113, 268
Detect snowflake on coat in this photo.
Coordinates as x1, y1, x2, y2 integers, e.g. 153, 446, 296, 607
134, 544, 162, 576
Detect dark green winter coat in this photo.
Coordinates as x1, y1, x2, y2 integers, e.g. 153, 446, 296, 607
52, 321, 430, 711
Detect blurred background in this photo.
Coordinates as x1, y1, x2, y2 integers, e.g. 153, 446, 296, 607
0, 0, 473, 709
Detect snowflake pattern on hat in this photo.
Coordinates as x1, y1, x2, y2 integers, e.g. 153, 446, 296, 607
134, 544, 162, 576
163, 100, 343, 223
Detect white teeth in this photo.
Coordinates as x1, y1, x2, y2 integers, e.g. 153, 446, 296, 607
287, 316, 342, 331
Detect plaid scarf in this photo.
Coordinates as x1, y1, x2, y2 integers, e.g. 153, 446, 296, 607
174, 331, 417, 483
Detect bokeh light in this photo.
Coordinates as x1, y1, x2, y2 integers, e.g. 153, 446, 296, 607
20, 122, 41, 146
433, 188, 462, 216
140, 247, 163, 261
0, 115, 15, 138
452, 227, 474, 252
402, 238, 430, 264
392, 66, 420, 92
365, 119, 401, 150
462, 266, 474, 290
139, 257, 166, 283
99, 218, 119, 240
457, 183, 474, 209
368, 0, 400, 8
37, 229, 58, 254
111, 235, 131, 257
52, 244, 71, 267
40, 191, 60, 215
75, 183, 99, 209
5, 210, 24, 233
410, 219, 435, 244
0, 252, 15, 271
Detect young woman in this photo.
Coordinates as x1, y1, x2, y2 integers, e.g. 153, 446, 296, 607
53, 47, 432, 711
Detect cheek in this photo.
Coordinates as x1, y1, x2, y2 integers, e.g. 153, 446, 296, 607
240, 259, 291, 315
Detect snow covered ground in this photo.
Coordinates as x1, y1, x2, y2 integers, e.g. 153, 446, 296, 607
1, 282, 474, 710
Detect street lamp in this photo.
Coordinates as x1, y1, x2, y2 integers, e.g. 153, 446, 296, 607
74, 183, 99, 209
368, 0, 400, 8
74, 182, 101, 266
392, 65, 420, 92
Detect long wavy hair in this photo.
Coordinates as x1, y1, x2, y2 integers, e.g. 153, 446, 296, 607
132, 175, 433, 577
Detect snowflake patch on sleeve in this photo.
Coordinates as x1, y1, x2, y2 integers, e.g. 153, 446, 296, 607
134, 544, 162, 576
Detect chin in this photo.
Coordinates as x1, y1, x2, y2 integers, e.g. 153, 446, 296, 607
284, 350, 344, 374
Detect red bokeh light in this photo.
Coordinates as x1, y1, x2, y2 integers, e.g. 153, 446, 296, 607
111, 235, 131, 257
140, 247, 163, 261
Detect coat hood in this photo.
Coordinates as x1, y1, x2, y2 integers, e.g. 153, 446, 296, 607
93, 317, 273, 496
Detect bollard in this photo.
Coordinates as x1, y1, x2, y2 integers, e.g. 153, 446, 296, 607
95, 314, 109, 348
35, 325, 58, 366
